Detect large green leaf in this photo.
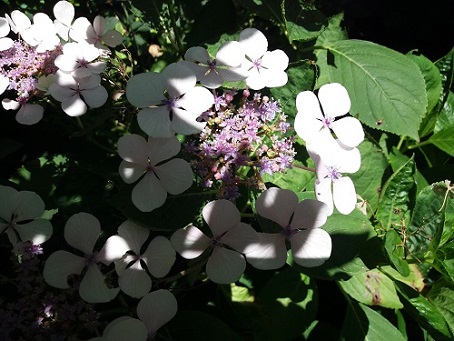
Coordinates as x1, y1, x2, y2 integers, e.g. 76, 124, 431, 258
282, 0, 327, 42
427, 278, 454, 335
428, 125, 454, 156
340, 300, 406, 341
395, 281, 453, 340
339, 269, 403, 309
349, 140, 388, 213
318, 40, 427, 141
376, 156, 415, 230
435, 91, 454, 133
261, 159, 316, 193
291, 209, 376, 280
384, 229, 410, 277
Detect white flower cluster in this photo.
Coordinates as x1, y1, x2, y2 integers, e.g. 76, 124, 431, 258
0, 1, 123, 123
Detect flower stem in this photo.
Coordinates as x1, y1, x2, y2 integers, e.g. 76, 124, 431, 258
293, 163, 315, 172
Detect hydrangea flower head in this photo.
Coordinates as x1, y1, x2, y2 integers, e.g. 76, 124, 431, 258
246, 187, 332, 269
181, 41, 247, 89
53, 0, 91, 42
294, 83, 364, 163
20, 12, 60, 53
126, 63, 214, 137
118, 134, 194, 212
114, 220, 176, 298
0, 185, 53, 246
239, 28, 289, 90
308, 139, 361, 215
43, 212, 129, 303
171, 199, 259, 284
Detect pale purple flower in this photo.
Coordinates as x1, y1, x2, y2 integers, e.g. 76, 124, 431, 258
5, 10, 31, 35
118, 134, 194, 212
43, 212, 129, 303
181, 42, 247, 89
114, 220, 176, 298
49, 71, 108, 117
246, 187, 332, 269
239, 28, 289, 90
21, 13, 60, 53
0, 185, 53, 247
2, 98, 44, 125
171, 200, 259, 284
126, 63, 214, 137
53, 0, 91, 42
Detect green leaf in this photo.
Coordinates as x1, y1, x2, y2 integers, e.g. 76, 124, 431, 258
433, 48, 454, 118
380, 264, 425, 293
434, 241, 454, 281
395, 281, 453, 340
340, 300, 406, 341
406, 52, 442, 138
237, 0, 282, 22
319, 40, 427, 141
388, 147, 428, 194
427, 278, 454, 334
261, 159, 315, 193
428, 125, 454, 156
349, 140, 388, 213
384, 229, 410, 277
291, 209, 376, 280
269, 61, 316, 118
282, 0, 327, 42
256, 267, 318, 339
376, 156, 415, 230
435, 91, 454, 133
339, 269, 403, 309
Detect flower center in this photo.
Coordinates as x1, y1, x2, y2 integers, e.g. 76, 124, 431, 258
163, 97, 179, 111
327, 166, 342, 181
282, 224, 296, 240
322, 116, 334, 129
85, 251, 100, 265
252, 58, 262, 71
212, 236, 224, 248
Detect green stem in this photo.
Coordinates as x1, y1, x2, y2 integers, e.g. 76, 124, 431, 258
407, 140, 431, 150
166, 0, 184, 57
293, 163, 315, 173
396, 135, 406, 150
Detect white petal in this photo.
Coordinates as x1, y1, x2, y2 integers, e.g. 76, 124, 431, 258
43, 250, 86, 289
12, 190, 45, 221
61, 95, 88, 117
64, 212, 100, 254
197, 69, 224, 89
291, 228, 332, 267
82, 85, 108, 108
216, 41, 245, 67
137, 289, 178, 335
69, 17, 92, 42
15, 104, 44, 125
93, 15, 106, 35
336, 144, 361, 174
255, 187, 297, 228
202, 200, 240, 237
318, 83, 351, 118
2, 98, 19, 110
239, 28, 268, 60
154, 159, 193, 195
261, 49, 289, 71
291, 199, 330, 229
103, 317, 148, 341
147, 136, 181, 165
118, 134, 148, 164
143, 236, 175, 278
98, 235, 130, 266
314, 178, 334, 216
245, 233, 287, 270
0, 186, 17, 219
117, 220, 149, 253
162, 63, 196, 98
170, 107, 207, 135
206, 247, 245, 284
0, 17, 10, 37
0, 37, 13, 51
184, 46, 210, 63
16, 219, 53, 244
221, 222, 259, 254
126, 72, 166, 108
170, 225, 211, 259
79, 73, 102, 89
244, 71, 266, 91
131, 172, 167, 212
118, 267, 152, 298
0, 75, 9, 95
259, 68, 288, 88
79, 264, 120, 303
217, 67, 249, 82
137, 107, 174, 138
119, 161, 146, 184
53, 1, 75, 27
331, 116, 364, 148
8, 10, 31, 34
333, 176, 357, 215
178, 86, 214, 114
294, 92, 325, 143
49, 83, 75, 102
86, 61, 107, 75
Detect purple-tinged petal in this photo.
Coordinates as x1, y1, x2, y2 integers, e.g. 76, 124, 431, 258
171, 107, 207, 136
291, 199, 330, 230
137, 107, 174, 138
154, 159, 193, 195
43, 250, 86, 289
131, 172, 167, 212
245, 233, 287, 270
170, 225, 211, 259
82, 85, 108, 108
61, 94, 87, 117
118, 265, 152, 298
98, 235, 130, 266
147, 136, 181, 165
12, 190, 45, 221
126, 72, 166, 108
79, 264, 120, 303
64, 212, 100, 254
117, 220, 149, 254
16, 219, 52, 244
53, 0, 75, 27
143, 236, 175, 278
290, 228, 332, 267
162, 63, 197, 98
137, 289, 178, 335
118, 134, 149, 165
16, 104, 44, 125
202, 200, 241, 237
255, 187, 297, 228
119, 161, 146, 184
221, 222, 259, 254
206, 247, 245, 284
216, 41, 245, 67
184, 46, 210, 63
103, 317, 148, 341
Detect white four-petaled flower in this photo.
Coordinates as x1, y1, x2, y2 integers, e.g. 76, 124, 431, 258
126, 63, 214, 137
246, 187, 332, 269
118, 134, 194, 212
171, 199, 259, 284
